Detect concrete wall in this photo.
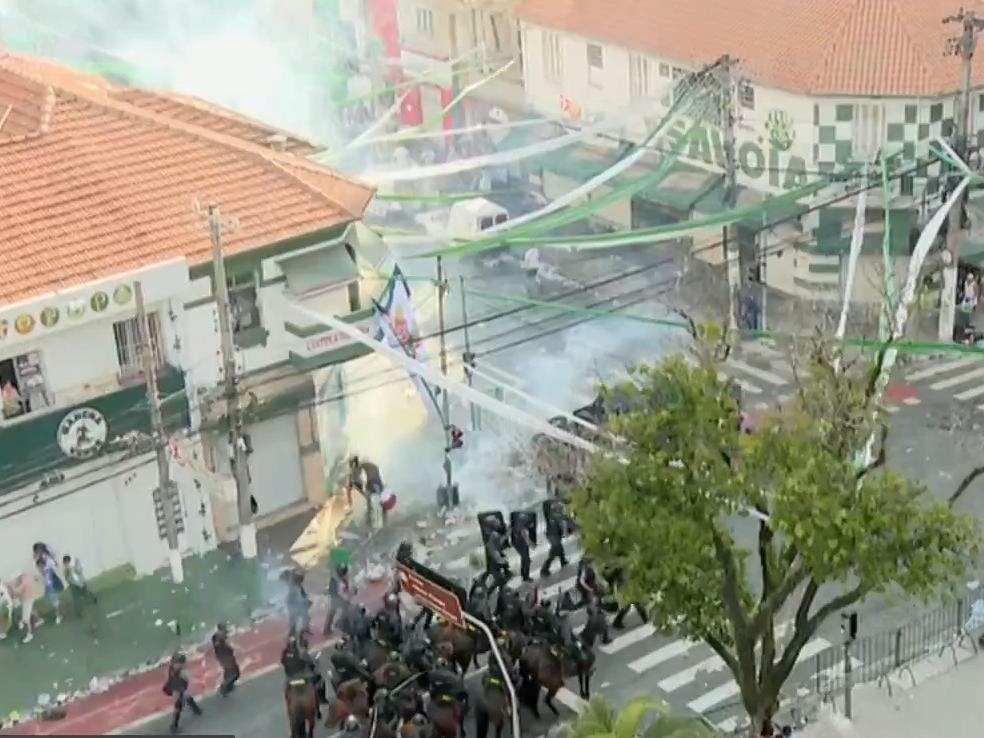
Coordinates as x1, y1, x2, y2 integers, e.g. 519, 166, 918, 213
0, 449, 217, 582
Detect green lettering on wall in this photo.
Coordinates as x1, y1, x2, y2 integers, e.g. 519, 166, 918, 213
738, 142, 765, 179
707, 127, 726, 169
782, 156, 809, 190
687, 126, 713, 165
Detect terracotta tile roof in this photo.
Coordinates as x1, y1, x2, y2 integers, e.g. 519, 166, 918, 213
0, 52, 374, 306
517, 0, 984, 97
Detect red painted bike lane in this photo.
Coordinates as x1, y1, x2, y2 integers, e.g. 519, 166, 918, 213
3, 582, 388, 736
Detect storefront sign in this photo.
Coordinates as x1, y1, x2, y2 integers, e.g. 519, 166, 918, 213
57, 407, 108, 459
655, 108, 809, 191
304, 322, 372, 354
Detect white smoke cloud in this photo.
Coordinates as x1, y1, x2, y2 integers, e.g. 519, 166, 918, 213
0, 0, 347, 146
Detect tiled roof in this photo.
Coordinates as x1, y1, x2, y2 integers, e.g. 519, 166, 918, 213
517, 0, 984, 97
0, 53, 373, 306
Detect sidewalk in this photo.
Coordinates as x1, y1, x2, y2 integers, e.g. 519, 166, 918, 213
802, 648, 981, 738
0, 493, 360, 734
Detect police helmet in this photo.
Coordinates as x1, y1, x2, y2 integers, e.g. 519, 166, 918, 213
216, 621, 229, 633
374, 688, 390, 704
344, 715, 360, 732
385, 592, 399, 608
435, 657, 449, 669
412, 714, 428, 726
338, 563, 350, 577
172, 650, 187, 664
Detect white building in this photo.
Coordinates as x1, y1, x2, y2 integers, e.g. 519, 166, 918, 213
0, 54, 380, 581
516, 0, 984, 301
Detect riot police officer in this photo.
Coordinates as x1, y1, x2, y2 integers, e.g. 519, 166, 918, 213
540, 507, 568, 577
211, 622, 240, 696
163, 650, 202, 734
324, 562, 351, 636
510, 515, 533, 582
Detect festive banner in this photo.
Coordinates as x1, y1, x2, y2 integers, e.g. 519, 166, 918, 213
372, 268, 443, 420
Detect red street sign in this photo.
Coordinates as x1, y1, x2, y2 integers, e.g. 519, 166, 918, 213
396, 561, 465, 629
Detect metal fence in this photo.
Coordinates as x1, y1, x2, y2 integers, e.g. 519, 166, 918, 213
805, 595, 982, 699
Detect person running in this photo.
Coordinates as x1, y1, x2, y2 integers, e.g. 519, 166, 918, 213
211, 623, 240, 696
163, 650, 202, 733
33, 543, 66, 624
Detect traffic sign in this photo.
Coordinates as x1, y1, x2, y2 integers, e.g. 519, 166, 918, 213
396, 561, 466, 629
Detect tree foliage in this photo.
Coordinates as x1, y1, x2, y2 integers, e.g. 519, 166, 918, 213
570, 341, 980, 730
564, 695, 714, 738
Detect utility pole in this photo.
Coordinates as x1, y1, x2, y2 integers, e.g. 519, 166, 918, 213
206, 203, 257, 560
718, 54, 742, 332
459, 275, 480, 431
436, 257, 454, 501
940, 10, 984, 341
136, 281, 185, 584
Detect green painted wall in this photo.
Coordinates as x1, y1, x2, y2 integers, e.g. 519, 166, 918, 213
0, 368, 190, 496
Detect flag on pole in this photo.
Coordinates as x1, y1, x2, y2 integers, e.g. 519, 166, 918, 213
373, 268, 443, 419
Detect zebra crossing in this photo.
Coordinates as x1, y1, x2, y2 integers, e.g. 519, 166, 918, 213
906, 355, 984, 407
425, 525, 849, 734
719, 341, 796, 411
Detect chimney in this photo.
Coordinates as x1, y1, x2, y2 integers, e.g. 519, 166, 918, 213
265, 133, 288, 152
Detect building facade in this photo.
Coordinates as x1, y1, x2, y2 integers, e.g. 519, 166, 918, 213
0, 54, 379, 580
516, 0, 984, 302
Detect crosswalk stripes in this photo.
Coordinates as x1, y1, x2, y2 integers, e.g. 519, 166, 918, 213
907, 356, 984, 407
424, 526, 858, 733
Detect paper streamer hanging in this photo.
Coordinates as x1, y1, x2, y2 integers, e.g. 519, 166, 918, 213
285, 300, 599, 454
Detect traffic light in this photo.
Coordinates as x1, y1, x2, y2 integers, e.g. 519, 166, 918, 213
449, 424, 464, 450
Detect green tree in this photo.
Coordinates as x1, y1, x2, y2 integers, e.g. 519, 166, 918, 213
570, 341, 980, 735
564, 695, 714, 738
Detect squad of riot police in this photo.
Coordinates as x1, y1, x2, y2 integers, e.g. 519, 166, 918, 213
161, 498, 649, 736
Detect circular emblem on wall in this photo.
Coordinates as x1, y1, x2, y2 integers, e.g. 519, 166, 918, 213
91, 291, 109, 312
66, 299, 86, 319
57, 407, 108, 460
15, 314, 35, 334
0, 319, 7, 340
113, 285, 133, 305
40, 307, 60, 328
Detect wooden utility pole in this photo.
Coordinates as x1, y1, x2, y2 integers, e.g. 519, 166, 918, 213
940, 10, 984, 341
436, 257, 454, 499
206, 204, 257, 559
719, 55, 742, 331
135, 281, 184, 583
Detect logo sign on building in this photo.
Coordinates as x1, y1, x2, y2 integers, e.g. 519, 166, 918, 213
396, 560, 466, 629
57, 407, 108, 459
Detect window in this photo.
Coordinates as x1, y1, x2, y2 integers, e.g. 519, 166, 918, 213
739, 82, 755, 109
659, 62, 670, 78
542, 31, 562, 81
1, 351, 49, 420
416, 7, 434, 36
586, 43, 604, 87
113, 312, 164, 379
629, 54, 651, 98
852, 103, 885, 161
227, 270, 262, 338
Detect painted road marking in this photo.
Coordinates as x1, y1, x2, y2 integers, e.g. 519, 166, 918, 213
908, 357, 981, 382
929, 366, 984, 391
601, 623, 656, 654
728, 359, 789, 386
555, 686, 587, 713
901, 396, 921, 405
719, 373, 763, 395
628, 638, 697, 674
686, 638, 831, 714
658, 652, 728, 692
955, 384, 984, 401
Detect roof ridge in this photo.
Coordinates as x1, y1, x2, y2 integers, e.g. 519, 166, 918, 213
59, 85, 367, 218
0, 54, 371, 217
112, 87, 323, 150
883, 0, 946, 95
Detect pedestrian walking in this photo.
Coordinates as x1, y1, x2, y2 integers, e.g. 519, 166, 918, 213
62, 554, 97, 615
33, 543, 66, 624
163, 650, 202, 733
211, 623, 240, 696
323, 562, 351, 636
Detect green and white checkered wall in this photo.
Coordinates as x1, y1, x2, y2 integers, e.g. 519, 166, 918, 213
813, 98, 961, 200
